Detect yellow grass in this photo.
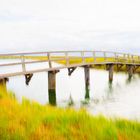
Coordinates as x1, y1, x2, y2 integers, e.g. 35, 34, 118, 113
0, 88, 140, 140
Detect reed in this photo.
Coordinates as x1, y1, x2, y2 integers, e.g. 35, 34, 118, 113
0, 88, 140, 140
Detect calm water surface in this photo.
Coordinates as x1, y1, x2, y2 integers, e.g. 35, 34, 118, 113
1, 60, 140, 120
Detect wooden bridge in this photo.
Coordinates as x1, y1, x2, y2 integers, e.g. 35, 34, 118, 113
0, 51, 140, 105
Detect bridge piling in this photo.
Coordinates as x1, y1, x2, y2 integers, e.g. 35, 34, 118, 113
108, 64, 114, 83
84, 66, 90, 99
127, 65, 133, 80
48, 70, 59, 105
0, 78, 8, 93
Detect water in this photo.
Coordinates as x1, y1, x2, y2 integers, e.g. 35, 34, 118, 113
1, 60, 140, 120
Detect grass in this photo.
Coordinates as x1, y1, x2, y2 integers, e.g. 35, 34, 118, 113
0, 88, 140, 140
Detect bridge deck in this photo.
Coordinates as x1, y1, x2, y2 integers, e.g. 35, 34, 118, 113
0, 51, 140, 78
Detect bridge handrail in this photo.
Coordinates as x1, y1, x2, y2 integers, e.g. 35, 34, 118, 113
0, 50, 139, 56
0, 51, 140, 78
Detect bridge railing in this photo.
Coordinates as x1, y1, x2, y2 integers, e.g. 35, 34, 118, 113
0, 51, 140, 78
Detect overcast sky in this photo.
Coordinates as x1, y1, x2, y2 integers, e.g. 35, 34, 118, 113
0, 0, 140, 54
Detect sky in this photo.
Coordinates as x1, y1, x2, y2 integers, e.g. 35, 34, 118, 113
0, 0, 140, 54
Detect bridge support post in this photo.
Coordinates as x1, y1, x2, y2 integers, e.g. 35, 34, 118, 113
84, 66, 90, 99
0, 78, 8, 93
127, 65, 133, 80
48, 70, 59, 105
108, 64, 114, 83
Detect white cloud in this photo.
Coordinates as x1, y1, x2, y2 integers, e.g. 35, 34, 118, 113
0, 0, 140, 53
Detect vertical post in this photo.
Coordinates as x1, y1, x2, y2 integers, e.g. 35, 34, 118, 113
0, 78, 8, 93
81, 51, 85, 64
123, 54, 125, 60
108, 64, 114, 83
21, 55, 26, 73
104, 52, 106, 62
127, 54, 130, 63
65, 52, 69, 66
115, 53, 118, 62
48, 71, 57, 105
84, 66, 90, 99
131, 55, 134, 63
137, 56, 139, 63
128, 65, 133, 80
93, 51, 96, 63
123, 53, 126, 63
47, 53, 52, 68
139, 56, 140, 63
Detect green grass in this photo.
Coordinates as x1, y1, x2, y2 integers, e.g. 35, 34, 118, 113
0, 88, 140, 140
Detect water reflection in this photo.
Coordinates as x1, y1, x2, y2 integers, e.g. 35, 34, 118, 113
108, 81, 113, 93
126, 75, 133, 84
68, 94, 74, 106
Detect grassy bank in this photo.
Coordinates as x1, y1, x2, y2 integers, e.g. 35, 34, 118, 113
0, 88, 140, 140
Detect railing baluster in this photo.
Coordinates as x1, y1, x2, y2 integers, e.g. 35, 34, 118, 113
114, 53, 117, 62
65, 52, 69, 66
104, 52, 106, 62
139, 56, 140, 63
123, 54, 126, 62
131, 55, 134, 63
93, 51, 96, 63
21, 55, 26, 73
47, 52, 52, 68
81, 51, 85, 64
127, 54, 129, 63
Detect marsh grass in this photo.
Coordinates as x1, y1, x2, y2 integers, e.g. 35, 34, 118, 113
0, 88, 140, 140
